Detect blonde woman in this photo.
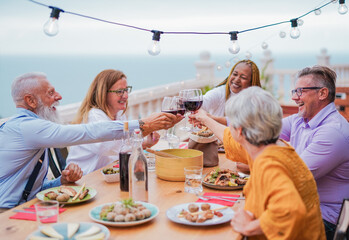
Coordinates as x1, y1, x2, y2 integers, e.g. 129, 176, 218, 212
66, 69, 159, 175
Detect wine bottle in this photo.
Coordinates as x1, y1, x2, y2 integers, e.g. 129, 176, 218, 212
129, 129, 148, 202
119, 122, 132, 192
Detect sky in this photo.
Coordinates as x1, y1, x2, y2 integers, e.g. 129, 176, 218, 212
0, 0, 349, 57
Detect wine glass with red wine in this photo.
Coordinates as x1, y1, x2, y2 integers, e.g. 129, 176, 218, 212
182, 89, 203, 132
178, 91, 190, 132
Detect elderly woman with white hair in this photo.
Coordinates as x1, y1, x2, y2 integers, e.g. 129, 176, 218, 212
192, 87, 325, 240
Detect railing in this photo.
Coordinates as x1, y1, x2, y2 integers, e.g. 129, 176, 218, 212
1, 49, 349, 125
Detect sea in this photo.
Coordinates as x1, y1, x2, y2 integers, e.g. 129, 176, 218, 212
0, 52, 348, 119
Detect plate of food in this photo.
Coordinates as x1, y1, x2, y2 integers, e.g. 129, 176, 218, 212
36, 185, 97, 204
26, 222, 109, 240
190, 127, 217, 143
166, 202, 234, 226
202, 168, 249, 190
89, 198, 159, 227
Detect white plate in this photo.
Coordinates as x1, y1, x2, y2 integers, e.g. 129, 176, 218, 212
189, 133, 217, 143
166, 202, 234, 226
26, 222, 110, 240
89, 201, 159, 227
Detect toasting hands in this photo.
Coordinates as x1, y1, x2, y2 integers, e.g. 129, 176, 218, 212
140, 112, 183, 136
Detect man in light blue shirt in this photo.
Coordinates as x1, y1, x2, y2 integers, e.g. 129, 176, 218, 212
0, 72, 179, 210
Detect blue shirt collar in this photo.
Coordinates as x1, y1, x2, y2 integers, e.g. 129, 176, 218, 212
16, 107, 40, 119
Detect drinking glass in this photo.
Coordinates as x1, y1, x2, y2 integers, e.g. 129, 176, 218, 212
184, 166, 203, 194
34, 200, 59, 227
161, 96, 178, 140
182, 89, 203, 132
178, 91, 191, 132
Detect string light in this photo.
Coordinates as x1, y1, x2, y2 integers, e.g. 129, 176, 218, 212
261, 42, 268, 50
338, 0, 348, 14
148, 30, 163, 56
290, 19, 300, 39
314, 8, 322, 15
228, 31, 240, 54
43, 6, 63, 36
28, 0, 342, 55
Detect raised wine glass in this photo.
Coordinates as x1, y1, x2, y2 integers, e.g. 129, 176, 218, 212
178, 90, 191, 132
161, 96, 178, 140
182, 89, 203, 132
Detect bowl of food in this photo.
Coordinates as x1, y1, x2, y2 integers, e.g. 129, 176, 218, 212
155, 149, 203, 182
101, 168, 120, 183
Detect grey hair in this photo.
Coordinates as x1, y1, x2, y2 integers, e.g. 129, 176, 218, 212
225, 86, 283, 146
297, 65, 337, 102
11, 72, 47, 103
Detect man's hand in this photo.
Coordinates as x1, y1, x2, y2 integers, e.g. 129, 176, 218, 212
61, 163, 83, 185
139, 112, 183, 136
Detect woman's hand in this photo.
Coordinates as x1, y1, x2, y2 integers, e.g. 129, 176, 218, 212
142, 131, 160, 149
230, 209, 263, 236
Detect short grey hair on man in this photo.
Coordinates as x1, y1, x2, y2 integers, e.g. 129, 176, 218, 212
11, 72, 47, 104
297, 65, 337, 102
225, 86, 283, 146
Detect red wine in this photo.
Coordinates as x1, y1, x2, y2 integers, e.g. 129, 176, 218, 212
184, 100, 203, 112
119, 152, 131, 191
177, 109, 186, 115
162, 110, 178, 115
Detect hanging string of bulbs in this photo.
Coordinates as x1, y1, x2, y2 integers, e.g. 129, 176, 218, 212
30, 0, 348, 56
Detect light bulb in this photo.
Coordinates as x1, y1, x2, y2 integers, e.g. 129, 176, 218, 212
279, 31, 286, 38
217, 65, 223, 71
147, 30, 163, 56
338, 0, 348, 14
314, 8, 322, 15
245, 51, 252, 59
44, 18, 59, 36
148, 40, 161, 56
225, 61, 231, 68
261, 42, 268, 50
228, 31, 240, 54
290, 19, 300, 39
43, 7, 63, 37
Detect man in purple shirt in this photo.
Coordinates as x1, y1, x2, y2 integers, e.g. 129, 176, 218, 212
280, 65, 349, 240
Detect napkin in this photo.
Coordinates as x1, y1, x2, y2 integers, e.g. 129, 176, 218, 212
10, 205, 66, 222
196, 192, 241, 206
179, 143, 188, 149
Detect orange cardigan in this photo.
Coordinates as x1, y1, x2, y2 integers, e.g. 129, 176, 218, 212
223, 127, 325, 240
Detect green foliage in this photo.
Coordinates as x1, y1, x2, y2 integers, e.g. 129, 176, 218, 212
201, 85, 213, 95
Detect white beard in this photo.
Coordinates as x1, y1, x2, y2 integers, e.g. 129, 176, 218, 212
36, 99, 61, 123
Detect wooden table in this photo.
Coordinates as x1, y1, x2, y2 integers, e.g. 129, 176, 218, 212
0, 154, 244, 240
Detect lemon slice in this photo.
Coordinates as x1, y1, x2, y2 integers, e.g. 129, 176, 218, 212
74, 225, 101, 238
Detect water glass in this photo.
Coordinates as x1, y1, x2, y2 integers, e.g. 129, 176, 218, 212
35, 200, 59, 227
145, 152, 156, 172
184, 166, 203, 194
167, 134, 180, 149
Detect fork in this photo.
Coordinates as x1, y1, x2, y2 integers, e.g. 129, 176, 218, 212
197, 196, 241, 203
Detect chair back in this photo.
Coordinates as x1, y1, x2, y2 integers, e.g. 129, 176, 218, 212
48, 147, 68, 178
335, 87, 349, 122
334, 198, 349, 240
